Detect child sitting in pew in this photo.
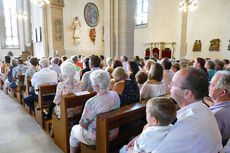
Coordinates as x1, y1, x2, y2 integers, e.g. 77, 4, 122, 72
120, 97, 177, 153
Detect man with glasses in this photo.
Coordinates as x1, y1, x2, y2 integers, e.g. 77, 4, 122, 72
209, 71, 230, 146
150, 68, 223, 153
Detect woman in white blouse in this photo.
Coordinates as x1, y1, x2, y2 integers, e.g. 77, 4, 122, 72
140, 63, 166, 100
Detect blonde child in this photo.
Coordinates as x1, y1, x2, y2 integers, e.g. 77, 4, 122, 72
120, 97, 177, 153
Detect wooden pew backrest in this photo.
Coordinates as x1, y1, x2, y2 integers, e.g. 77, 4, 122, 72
35, 83, 57, 129
53, 92, 96, 153
17, 74, 25, 104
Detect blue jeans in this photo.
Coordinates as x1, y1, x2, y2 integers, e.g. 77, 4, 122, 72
24, 93, 55, 113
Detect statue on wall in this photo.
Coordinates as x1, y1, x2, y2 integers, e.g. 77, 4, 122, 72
89, 28, 96, 44
72, 16, 81, 46
192, 40, 201, 51
55, 19, 63, 41
209, 39, 220, 51
228, 40, 230, 51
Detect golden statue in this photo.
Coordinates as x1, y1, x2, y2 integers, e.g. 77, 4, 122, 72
209, 39, 220, 51
192, 40, 201, 51
89, 28, 96, 44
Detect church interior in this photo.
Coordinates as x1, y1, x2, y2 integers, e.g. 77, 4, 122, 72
1, 0, 230, 153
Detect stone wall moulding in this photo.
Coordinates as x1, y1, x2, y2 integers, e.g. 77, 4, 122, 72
50, 0, 64, 5
55, 19, 63, 41
209, 39, 220, 51
51, 0, 64, 4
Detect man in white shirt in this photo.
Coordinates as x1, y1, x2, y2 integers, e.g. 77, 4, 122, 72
131, 68, 223, 153
120, 56, 128, 72
24, 59, 58, 116
152, 68, 223, 153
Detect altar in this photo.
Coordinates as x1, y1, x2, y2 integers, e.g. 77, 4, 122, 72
145, 42, 176, 59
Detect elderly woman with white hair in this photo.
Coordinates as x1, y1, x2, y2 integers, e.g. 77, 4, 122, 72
53, 61, 82, 118
69, 70, 120, 153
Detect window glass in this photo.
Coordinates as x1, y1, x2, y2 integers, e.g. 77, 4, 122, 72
136, 0, 148, 26
3, 0, 19, 47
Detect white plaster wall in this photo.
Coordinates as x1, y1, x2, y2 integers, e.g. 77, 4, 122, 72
63, 0, 104, 57
134, 0, 181, 58
31, 2, 46, 58
186, 0, 230, 60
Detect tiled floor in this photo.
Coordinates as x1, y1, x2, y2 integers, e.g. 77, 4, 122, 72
0, 90, 63, 153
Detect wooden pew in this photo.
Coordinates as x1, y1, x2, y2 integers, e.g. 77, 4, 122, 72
25, 78, 32, 96
16, 74, 26, 104
53, 92, 96, 153
203, 96, 214, 107
81, 94, 172, 153
80, 101, 147, 153
23, 78, 33, 113
35, 83, 57, 129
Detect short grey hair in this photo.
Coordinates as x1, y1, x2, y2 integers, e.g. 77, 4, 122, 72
11, 58, 17, 67
39, 59, 49, 68
60, 61, 76, 78
215, 71, 230, 97
71, 55, 78, 63
112, 67, 129, 81
90, 70, 110, 91
52, 57, 60, 64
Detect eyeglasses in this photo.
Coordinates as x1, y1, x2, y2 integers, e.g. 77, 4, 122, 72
169, 81, 187, 90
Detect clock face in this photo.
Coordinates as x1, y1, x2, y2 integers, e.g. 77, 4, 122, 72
84, 3, 99, 27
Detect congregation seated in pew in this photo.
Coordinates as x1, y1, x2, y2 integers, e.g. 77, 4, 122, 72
0, 56, 11, 90
111, 67, 140, 107
24, 57, 40, 94
10, 58, 28, 95
81, 55, 101, 91
70, 70, 120, 153
4, 58, 17, 95
24, 58, 58, 117
52, 61, 82, 119
140, 62, 166, 100
2, 53, 230, 153
142, 68, 223, 153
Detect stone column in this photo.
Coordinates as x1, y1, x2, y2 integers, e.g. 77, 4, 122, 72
179, 11, 188, 59
104, 0, 115, 58
117, 0, 135, 59
104, 0, 135, 59
24, 0, 32, 44
45, 1, 65, 57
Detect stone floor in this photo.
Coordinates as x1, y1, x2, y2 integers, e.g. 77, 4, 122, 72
0, 90, 63, 153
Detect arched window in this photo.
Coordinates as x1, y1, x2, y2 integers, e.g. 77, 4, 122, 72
136, 0, 148, 26
3, 0, 19, 48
